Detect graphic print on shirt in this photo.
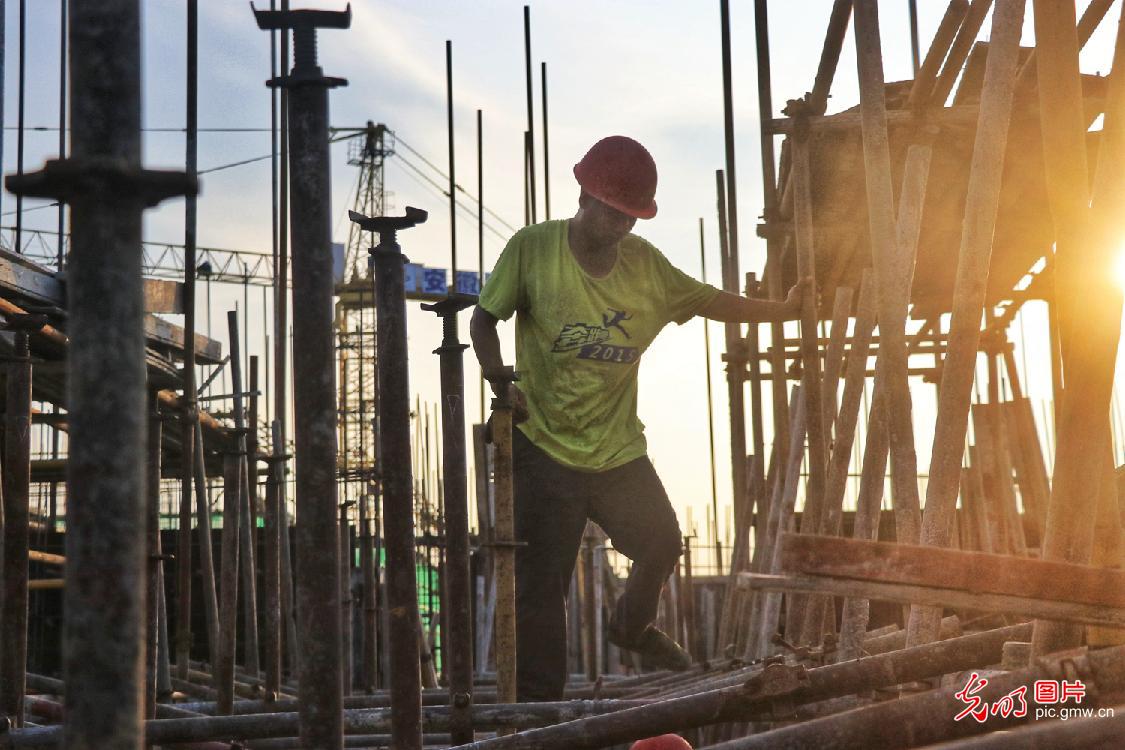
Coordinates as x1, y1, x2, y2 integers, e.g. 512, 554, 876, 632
551, 308, 640, 364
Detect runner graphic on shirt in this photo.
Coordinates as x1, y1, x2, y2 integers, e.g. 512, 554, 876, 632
551, 309, 639, 364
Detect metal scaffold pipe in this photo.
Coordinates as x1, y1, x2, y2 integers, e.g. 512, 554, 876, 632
254, 6, 352, 747
227, 311, 260, 679
178, 0, 200, 685
6, 0, 195, 745
356, 205, 430, 750
420, 293, 477, 744
0, 328, 32, 728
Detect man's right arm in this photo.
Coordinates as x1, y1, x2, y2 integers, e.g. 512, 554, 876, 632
470, 305, 505, 385
470, 305, 529, 421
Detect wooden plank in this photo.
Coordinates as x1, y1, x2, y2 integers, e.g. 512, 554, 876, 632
930, 0, 993, 106
1002, 399, 1047, 544
747, 386, 805, 659
853, 0, 923, 547
0, 249, 63, 305
1033, 0, 1125, 657
908, 0, 1026, 648
965, 452, 995, 554
792, 135, 828, 546
780, 533, 1125, 610
766, 105, 979, 135
799, 273, 875, 645
786, 128, 828, 639
820, 285, 854, 441
972, 404, 1025, 556
144, 315, 222, 364
143, 278, 184, 314
905, 0, 968, 109
1088, 434, 1125, 647
822, 272, 877, 537
836, 357, 890, 658
742, 573, 1125, 629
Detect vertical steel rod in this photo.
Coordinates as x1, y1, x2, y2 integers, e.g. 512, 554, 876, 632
447, 40, 457, 282
340, 501, 354, 697
56, 0, 66, 269
177, 0, 200, 683
14, 0, 24, 254
420, 295, 475, 744
909, 0, 921, 74
541, 62, 550, 220
228, 311, 260, 679
755, 0, 791, 490
359, 484, 377, 693
371, 216, 424, 750
1, 331, 31, 727
719, 0, 750, 528
477, 108, 485, 423
523, 5, 536, 224
3, 3, 196, 745
193, 419, 220, 662
145, 395, 163, 721
283, 20, 344, 747
699, 219, 721, 572
263, 420, 283, 699
216, 452, 242, 715
275, 0, 291, 487
0, 0, 5, 222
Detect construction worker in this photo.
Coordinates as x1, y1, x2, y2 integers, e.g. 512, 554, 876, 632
471, 135, 805, 701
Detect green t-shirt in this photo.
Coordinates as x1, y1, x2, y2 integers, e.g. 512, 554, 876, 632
478, 219, 720, 472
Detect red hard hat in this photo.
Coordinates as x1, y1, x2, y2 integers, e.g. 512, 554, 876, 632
630, 734, 693, 750
573, 135, 658, 219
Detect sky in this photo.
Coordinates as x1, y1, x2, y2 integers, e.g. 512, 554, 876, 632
8, 1, 1125, 556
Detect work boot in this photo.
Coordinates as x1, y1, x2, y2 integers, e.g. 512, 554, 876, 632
608, 623, 692, 672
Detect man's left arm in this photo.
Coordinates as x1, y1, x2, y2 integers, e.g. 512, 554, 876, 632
698, 278, 810, 323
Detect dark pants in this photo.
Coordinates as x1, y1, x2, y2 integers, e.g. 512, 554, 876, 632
513, 429, 683, 701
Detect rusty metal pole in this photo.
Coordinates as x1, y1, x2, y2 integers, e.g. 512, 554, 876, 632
193, 418, 220, 662
420, 294, 476, 745
216, 452, 242, 715
359, 486, 378, 694
443, 624, 1035, 750
178, 0, 200, 686
0, 328, 31, 728
340, 500, 354, 697
582, 534, 598, 682
227, 311, 260, 681
754, 0, 790, 485
254, 8, 351, 746
718, 0, 749, 550
6, 0, 194, 745
263, 420, 285, 700
359, 206, 429, 750
146, 393, 163, 721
